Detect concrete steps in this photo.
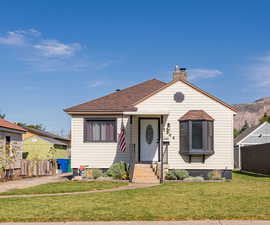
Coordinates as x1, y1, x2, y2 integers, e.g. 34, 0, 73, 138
132, 164, 160, 184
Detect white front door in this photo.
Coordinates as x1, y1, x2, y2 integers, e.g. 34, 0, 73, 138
140, 119, 159, 162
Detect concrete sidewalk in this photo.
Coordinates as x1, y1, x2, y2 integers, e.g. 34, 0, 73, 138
0, 221, 269, 225
0, 174, 69, 193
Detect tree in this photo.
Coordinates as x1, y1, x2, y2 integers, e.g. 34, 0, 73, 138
16, 122, 46, 131
0, 139, 20, 179
240, 120, 249, 133
234, 128, 240, 138
0, 113, 5, 119
259, 113, 270, 124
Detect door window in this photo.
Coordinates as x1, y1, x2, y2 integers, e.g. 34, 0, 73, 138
145, 124, 154, 145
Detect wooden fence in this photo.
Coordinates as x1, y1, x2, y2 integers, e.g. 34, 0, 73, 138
241, 143, 270, 175
20, 160, 57, 177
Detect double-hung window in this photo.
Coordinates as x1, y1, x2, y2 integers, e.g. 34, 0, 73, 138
84, 118, 117, 142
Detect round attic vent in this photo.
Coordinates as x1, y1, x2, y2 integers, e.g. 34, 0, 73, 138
174, 92, 185, 103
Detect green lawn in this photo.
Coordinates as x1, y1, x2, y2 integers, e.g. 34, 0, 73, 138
0, 181, 128, 195
0, 172, 270, 222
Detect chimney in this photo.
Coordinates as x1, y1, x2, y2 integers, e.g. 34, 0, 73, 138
173, 65, 187, 81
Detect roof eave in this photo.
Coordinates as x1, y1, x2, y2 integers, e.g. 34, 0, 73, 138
0, 126, 26, 134
64, 107, 137, 115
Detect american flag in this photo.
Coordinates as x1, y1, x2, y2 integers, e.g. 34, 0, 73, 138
119, 123, 126, 152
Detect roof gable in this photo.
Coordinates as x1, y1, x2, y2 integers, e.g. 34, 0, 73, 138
234, 122, 270, 145
133, 79, 237, 113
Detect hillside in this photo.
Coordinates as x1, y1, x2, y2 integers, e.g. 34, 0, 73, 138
234, 97, 270, 130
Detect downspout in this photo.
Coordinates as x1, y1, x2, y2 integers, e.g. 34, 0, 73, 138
160, 117, 164, 184
129, 115, 134, 182
238, 144, 241, 170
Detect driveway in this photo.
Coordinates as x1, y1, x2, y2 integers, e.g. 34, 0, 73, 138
0, 173, 70, 193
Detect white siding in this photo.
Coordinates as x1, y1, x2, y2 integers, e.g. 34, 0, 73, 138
71, 115, 130, 168
135, 81, 235, 170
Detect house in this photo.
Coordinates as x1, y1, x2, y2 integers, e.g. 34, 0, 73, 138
0, 118, 26, 177
234, 121, 270, 169
64, 66, 237, 182
22, 126, 70, 161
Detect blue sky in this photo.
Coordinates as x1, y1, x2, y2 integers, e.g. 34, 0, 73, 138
0, 0, 270, 135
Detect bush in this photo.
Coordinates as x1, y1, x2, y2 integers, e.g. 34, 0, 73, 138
174, 169, 189, 180
165, 169, 189, 180
183, 176, 204, 182
165, 171, 177, 180
208, 170, 222, 180
106, 161, 129, 180
92, 169, 103, 179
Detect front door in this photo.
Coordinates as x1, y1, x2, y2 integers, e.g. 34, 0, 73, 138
140, 118, 159, 162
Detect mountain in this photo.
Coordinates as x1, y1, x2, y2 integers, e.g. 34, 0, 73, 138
233, 97, 270, 130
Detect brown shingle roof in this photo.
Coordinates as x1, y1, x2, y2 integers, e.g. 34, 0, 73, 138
179, 110, 214, 121
64, 79, 167, 113
64, 77, 236, 114
0, 118, 26, 132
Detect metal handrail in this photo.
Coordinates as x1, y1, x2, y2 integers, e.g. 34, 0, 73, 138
129, 144, 136, 181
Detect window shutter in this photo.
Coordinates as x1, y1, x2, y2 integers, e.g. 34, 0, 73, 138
180, 121, 189, 154
207, 121, 214, 153
202, 121, 214, 154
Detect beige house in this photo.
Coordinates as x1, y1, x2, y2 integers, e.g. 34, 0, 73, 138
0, 118, 26, 177
65, 66, 236, 182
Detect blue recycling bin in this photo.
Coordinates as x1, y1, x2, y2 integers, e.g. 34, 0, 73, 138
57, 159, 69, 173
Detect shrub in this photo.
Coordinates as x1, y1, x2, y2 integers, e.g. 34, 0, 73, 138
165, 171, 177, 180
165, 169, 189, 180
174, 169, 189, 180
208, 170, 222, 180
106, 161, 129, 180
183, 176, 204, 182
92, 169, 103, 179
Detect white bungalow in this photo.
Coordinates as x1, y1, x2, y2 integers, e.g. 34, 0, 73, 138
65, 66, 236, 182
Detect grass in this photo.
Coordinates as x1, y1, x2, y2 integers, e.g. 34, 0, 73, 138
0, 181, 128, 195
0, 172, 270, 221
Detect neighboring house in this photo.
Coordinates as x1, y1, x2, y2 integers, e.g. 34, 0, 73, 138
234, 122, 270, 169
64, 66, 237, 181
22, 126, 70, 160
0, 118, 26, 177
23, 135, 69, 160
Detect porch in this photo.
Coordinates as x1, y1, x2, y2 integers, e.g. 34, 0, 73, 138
123, 111, 170, 183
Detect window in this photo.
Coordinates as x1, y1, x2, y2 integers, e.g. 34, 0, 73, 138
5, 136, 11, 156
180, 120, 214, 156
54, 144, 67, 150
84, 119, 117, 142
192, 121, 203, 150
